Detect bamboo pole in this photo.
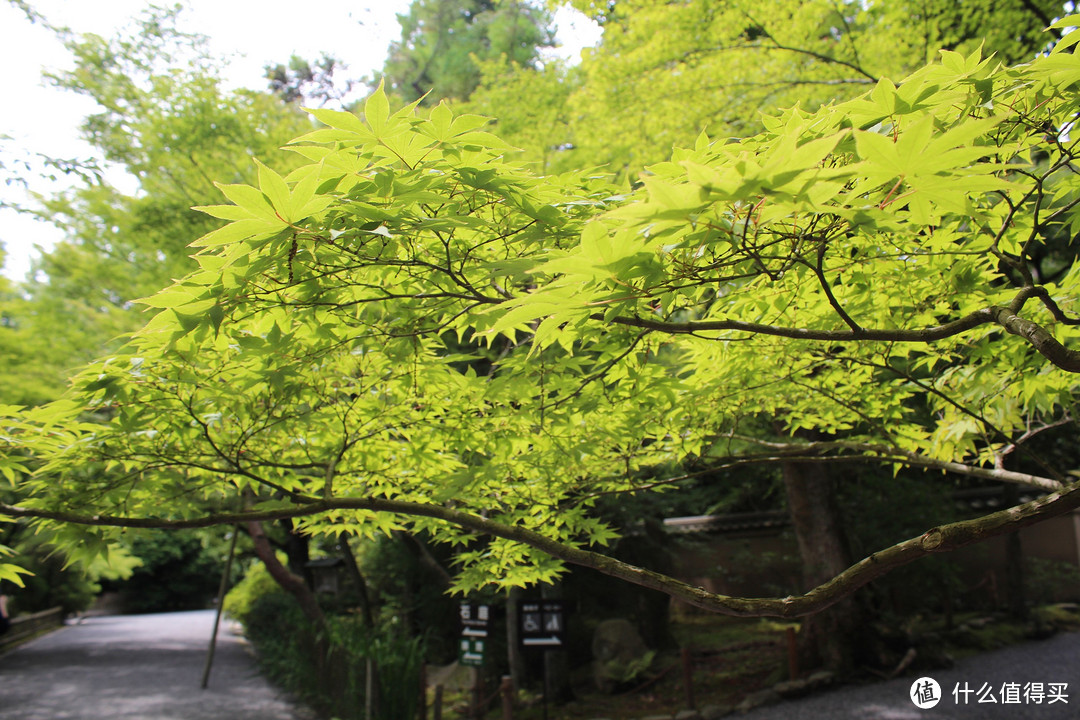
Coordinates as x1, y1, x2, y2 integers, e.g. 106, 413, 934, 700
201, 525, 239, 689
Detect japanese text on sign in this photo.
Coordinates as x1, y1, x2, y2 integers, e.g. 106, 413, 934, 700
459, 603, 490, 666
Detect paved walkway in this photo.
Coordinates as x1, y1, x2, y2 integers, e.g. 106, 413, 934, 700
0, 610, 314, 719
741, 630, 1080, 719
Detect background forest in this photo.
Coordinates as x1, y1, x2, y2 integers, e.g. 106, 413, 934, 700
2, 1, 1080, 717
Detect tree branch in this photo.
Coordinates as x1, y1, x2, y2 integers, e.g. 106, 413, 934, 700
990, 306, 1080, 371
607, 307, 993, 340
247, 519, 325, 626
1018, 0, 1061, 38
802, 239, 862, 332
4, 478, 1079, 618
603, 299, 1080, 373
741, 11, 879, 83
570, 441, 1062, 507
720, 437, 1064, 491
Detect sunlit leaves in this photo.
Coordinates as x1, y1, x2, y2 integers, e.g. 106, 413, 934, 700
4, 39, 1080, 600
0, 558, 32, 588
363, 79, 391, 135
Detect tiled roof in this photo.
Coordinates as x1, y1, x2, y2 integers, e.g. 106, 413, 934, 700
662, 486, 1060, 537
662, 511, 790, 535
952, 486, 1040, 511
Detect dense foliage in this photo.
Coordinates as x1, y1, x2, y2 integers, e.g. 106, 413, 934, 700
380, 0, 555, 104
2, 13, 1079, 627
557, 0, 1067, 169
237, 590, 425, 720
0, 3, 310, 593
1, 5, 310, 408
116, 530, 222, 613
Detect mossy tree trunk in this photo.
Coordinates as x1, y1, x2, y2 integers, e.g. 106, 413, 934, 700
782, 460, 866, 673
1002, 484, 1028, 619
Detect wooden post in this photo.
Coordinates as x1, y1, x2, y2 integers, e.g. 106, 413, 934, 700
201, 525, 239, 689
433, 685, 444, 720
681, 647, 696, 709
419, 663, 427, 720
786, 626, 800, 680
541, 650, 549, 720
500, 675, 514, 720
506, 588, 525, 692
472, 670, 485, 720
365, 660, 374, 720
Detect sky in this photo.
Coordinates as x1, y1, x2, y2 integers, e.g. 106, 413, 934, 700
0, 0, 602, 281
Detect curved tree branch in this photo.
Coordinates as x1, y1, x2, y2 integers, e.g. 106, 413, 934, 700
604, 299, 1080, 373
4, 477, 1079, 618
247, 519, 325, 626
720, 437, 1064, 491
568, 442, 1063, 507
740, 10, 879, 83
989, 306, 1080, 371
606, 305, 993, 339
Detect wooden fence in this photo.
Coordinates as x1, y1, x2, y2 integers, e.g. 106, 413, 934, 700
0, 607, 64, 650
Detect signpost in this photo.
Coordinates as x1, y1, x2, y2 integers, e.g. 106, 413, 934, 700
519, 600, 566, 720
519, 600, 565, 647
459, 603, 490, 720
456, 599, 569, 720
459, 602, 490, 667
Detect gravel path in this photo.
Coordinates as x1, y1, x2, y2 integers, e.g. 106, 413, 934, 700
741, 630, 1080, 719
0, 610, 315, 719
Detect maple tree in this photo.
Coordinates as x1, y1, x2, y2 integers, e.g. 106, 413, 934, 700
0, 3, 313, 605
556, 0, 1066, 170
1, 18, 1079, 647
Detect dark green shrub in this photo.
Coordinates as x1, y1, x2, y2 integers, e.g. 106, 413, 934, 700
223, 559, 281, 624
7, 531, 141, 615
1027, 557, 1080, 605
117, 530, 221, 613
327, 617, 426, 720
239, 590, 425, 720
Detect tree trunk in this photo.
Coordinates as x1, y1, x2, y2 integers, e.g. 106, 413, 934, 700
1002, 484, 1028, 619
247, 521, 340, 706
338, 536, 376, 629
336, 538, 382, 720
782, 460, 863, 673
396, 531, 453, 585
506, 587, 527, 693
247, 520, 325, 627
394, 531, 450, 637
280, 518, 314, 588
